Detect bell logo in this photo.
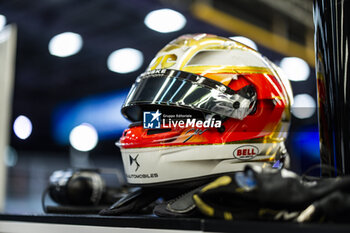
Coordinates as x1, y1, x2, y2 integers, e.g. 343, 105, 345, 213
233, 145, 259, 160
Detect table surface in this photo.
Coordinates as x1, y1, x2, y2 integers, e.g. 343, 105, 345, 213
1, 213, 350, 233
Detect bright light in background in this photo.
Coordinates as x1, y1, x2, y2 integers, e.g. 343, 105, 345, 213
107, 48, 143, 73
48, 32, 83, 57
144, 9, 186, 33
230, 36, 258, 50
69, 123, 98, 152
292, 94, 316, 119
0, 14, 6, 31
13, 115, 32, 140
53, 90, 130, 145
280, 57, 310, 81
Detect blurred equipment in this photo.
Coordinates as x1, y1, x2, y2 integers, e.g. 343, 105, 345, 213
314, 0, 350, 175
193, 165, 350, 222
42, 169, 127, 214
0, 25, 17, 211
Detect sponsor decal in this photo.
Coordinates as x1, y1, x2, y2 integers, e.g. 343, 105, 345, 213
183, 128, 208, 143
127, 173, 159, 179
127, 154, 159, 179
150, 54, 177, 70
233, 145, 259, 160
129, 154, 140, 172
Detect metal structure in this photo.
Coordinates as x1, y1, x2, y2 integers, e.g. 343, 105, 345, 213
314, 0, 350, 175
0, 25, 16, 211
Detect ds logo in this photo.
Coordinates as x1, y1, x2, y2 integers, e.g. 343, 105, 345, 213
233, 145, 259, 160
143, 110, 161, 129
129, 154, 140, 172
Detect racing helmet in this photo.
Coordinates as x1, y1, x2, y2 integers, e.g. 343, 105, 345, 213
118, 34, 293, 186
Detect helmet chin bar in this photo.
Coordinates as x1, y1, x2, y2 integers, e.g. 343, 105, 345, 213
119, 142, 285, 185
122, 69, 257, 122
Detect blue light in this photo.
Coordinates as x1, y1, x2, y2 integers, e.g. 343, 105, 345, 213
293, 129, 320, 160
291, 126, 320, 174
53, 90, 130, 145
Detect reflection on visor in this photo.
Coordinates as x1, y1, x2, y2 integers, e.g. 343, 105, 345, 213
122, 69, 257, 122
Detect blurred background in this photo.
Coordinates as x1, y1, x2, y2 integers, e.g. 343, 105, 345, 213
0, 0, 319, 213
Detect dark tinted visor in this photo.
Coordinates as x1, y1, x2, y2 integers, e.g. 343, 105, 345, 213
122, 69, 256, 122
